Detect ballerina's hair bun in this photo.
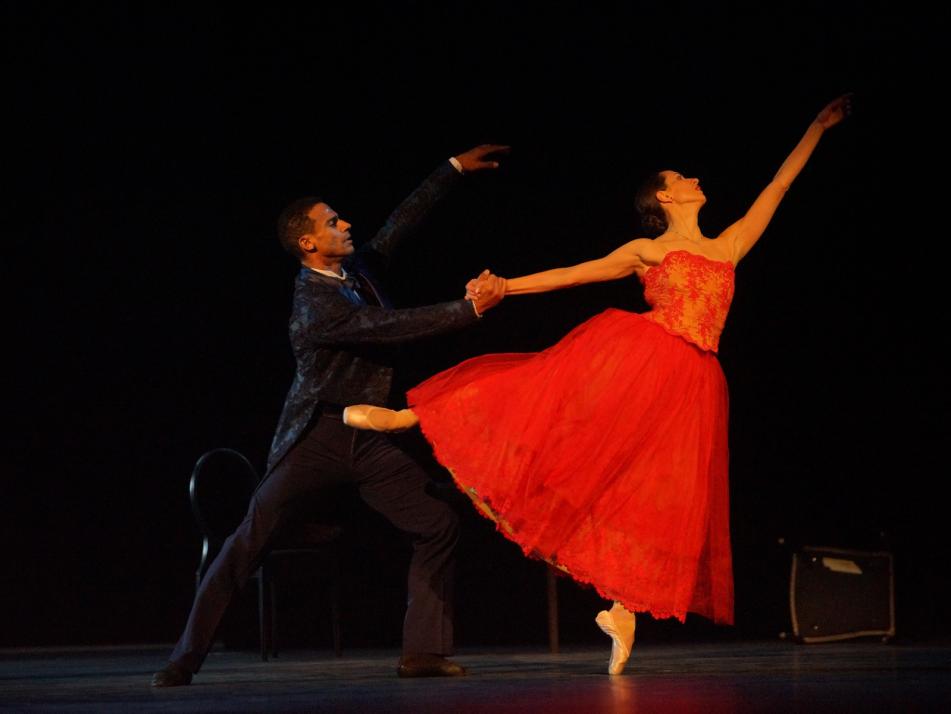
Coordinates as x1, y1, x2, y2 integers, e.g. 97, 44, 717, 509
639, 212, 667, 237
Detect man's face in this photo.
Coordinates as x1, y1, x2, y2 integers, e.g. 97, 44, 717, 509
301, 203, 354, 259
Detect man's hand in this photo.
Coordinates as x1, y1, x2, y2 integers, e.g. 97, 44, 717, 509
454, 144, 511, 173
465, 269, 506, 315
465, 269, 489, 300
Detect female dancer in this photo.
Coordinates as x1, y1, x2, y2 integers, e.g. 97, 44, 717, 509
344, 96, 851, 674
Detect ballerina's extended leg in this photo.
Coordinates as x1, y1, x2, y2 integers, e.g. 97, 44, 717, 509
595, 602, 636, 675
343, 405, 420, 432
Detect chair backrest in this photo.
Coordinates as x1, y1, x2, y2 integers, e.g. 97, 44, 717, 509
189, 448, 260, 547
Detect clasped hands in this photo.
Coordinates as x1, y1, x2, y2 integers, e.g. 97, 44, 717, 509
464, 269, 506, 315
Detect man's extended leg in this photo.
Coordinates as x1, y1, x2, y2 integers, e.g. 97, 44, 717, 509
154, 416, 349, 685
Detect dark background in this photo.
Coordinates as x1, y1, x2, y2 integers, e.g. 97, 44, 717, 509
5, 2, 945, 651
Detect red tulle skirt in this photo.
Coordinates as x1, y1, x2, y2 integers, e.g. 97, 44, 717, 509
408, 308, 733, 624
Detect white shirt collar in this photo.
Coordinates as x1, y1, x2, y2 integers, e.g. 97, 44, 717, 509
308, 266, 349, 281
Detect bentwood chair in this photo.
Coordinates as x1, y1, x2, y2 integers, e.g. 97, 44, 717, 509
189, 447, 343, 659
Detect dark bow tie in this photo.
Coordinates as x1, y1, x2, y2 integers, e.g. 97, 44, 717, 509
338, 272, 383, 307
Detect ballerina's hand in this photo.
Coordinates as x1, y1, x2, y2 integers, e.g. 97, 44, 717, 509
816, 93, 853, 129
471, 272, 506, 314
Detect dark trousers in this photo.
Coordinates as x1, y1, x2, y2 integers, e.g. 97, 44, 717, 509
169, 413, 459, 673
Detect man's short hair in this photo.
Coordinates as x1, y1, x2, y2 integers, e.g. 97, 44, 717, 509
277, 196, 322, 258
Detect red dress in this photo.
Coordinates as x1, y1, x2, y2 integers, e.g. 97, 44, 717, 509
408, 250, 735, 625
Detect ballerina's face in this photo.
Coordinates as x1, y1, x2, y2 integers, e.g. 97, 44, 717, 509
658, 170, 706, 206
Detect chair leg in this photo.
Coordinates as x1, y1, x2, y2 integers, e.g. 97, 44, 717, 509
331, 553, 342, 657
547, 565, 560, 654
258, 567, 269, 662
270, 577, 279, 658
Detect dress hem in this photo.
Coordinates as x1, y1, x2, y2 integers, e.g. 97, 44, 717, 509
422, 424, 712, 625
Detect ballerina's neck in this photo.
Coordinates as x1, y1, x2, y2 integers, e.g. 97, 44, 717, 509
664, 227, 705, 242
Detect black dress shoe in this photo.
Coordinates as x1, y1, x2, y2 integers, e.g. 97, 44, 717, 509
151, 662, 193, 687
397, 654, 466, 678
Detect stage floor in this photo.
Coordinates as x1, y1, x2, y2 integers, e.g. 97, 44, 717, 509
1, 640, 948, 712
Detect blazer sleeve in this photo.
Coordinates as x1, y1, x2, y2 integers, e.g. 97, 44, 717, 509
291, 286, 478, 351
362, 161, 462, 265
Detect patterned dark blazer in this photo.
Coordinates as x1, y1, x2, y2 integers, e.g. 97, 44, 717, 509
266, 162, 478, 474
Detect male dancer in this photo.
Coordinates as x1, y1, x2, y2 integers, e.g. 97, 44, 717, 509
152, 144, 508, 685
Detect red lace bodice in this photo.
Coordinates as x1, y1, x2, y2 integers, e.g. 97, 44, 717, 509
640, 250, 735, 352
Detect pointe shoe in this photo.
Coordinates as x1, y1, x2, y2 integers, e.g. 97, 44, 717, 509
343, 405, 419, 432
595, 610, 635, 675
